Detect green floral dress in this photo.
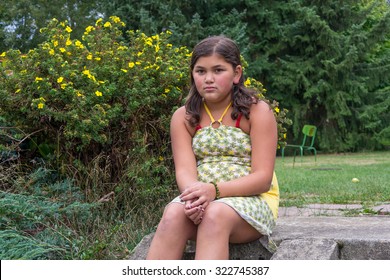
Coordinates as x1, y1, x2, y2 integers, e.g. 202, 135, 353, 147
172, 123, 278, 236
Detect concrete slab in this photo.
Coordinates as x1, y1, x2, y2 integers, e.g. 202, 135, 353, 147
372, 204, 390, 215
129, 210, 390, 260
272, 216, 390, 259
273, 216, 390, 241
271, 239, 339, 260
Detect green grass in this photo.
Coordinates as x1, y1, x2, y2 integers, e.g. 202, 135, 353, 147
275, 151, 390, 207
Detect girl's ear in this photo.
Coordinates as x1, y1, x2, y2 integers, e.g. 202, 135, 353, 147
233, 65, 243, 84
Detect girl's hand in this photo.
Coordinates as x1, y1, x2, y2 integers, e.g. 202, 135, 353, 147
180, 181, 216, 210
184, 200, 204, 225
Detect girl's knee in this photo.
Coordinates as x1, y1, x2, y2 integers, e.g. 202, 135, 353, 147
157, 203, 187, 232
200, 203, 234, 232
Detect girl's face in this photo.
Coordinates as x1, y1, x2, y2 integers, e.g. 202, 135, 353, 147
192, 54, 242, 104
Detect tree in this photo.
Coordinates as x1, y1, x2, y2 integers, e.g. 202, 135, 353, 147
99, 0, 249, 50
0, 0, 102, 52
244, 0, 390, 152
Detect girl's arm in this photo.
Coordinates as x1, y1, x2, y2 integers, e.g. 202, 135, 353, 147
170, 106, 199, 192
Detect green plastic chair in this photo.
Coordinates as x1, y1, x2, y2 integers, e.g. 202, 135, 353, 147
281, 125, 317, 165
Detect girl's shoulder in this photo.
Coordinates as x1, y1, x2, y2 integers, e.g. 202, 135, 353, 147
171, 106, 197, 136
249, 99, 272, 115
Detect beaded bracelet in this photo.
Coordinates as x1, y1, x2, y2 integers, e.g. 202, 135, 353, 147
210, 182, 220, 200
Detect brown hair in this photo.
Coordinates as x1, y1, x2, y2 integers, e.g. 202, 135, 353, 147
185, 35, 259, 127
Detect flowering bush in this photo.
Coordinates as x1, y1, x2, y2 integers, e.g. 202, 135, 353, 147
0, 16, 290, 193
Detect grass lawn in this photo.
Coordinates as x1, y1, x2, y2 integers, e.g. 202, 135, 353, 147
275, 151, 390, 208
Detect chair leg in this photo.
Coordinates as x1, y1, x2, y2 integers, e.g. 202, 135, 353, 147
300, 147, 303, 164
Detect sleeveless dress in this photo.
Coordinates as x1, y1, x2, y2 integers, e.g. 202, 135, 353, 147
171, 114, 280, 237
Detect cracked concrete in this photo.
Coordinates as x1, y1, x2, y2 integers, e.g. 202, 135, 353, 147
129, 203, 390, 260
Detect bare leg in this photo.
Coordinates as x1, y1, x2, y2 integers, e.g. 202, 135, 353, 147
195, 202, 261, 260
146, 203, 197, 260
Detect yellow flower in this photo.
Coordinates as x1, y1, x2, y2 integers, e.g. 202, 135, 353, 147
165, 88, 170, 93
75, 40, 84, 49
166, 30, 172, 35
117, 46, 127, 51
0, 52, 6, 57
128, 62, 135, 68
168, 66, 173, 71
166, 43, 172, 48
59, 48, 66, 53
275, 107, 280, 113
94, 57, 101, 61
244, 78, 251, 87
66, 39, 72, 46
53, 40, 58, 47
121, 69, 128, 73
283, 133, 287, 139
15, 89, 21, 93
87, 54, 93, 60
145, 39, 152, 46
110, 16, 121, 23
35, 77, 43, 82
61, 83, 67, 89
95, 18, 103, 25
49, 49, 55, 55
65, 26, 72, 33
85, 26, 95, 33
38, 103, 44, 109
57, 77, 64, 83
95, 90, 103, 97
103, 21, 111, 28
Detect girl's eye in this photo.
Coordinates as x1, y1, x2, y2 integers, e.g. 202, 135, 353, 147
195, 69, 205, 74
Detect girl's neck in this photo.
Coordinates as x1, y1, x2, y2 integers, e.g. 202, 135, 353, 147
203, 98, 232, 111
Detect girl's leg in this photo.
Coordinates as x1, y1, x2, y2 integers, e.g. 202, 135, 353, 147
146, 203, 197, 260
195, 202, 261, 260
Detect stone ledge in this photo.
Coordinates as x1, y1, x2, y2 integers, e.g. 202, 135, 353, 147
271, 239, 339, 260
129, 216, 390, 260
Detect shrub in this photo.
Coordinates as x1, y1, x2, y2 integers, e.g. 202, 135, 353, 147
0, 16, 289, 193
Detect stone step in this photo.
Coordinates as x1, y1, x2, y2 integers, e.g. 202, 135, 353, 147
129, 216, 390, 260
271, 239, 339, 260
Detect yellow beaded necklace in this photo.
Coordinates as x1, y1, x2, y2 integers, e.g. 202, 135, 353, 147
203, 101, 232, 128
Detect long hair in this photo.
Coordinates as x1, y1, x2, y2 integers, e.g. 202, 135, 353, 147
185, 35, 259, 127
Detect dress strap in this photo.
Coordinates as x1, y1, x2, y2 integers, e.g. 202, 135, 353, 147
235, 113, 243, 128
203, 102, 232, 127
195, 124, 202, 131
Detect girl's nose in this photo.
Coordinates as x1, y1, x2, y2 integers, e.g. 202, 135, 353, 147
204, 72, 214, 83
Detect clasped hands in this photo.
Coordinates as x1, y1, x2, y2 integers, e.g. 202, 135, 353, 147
180, 181, 216, 225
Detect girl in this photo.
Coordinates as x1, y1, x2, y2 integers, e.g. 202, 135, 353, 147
147, 36, 279, 260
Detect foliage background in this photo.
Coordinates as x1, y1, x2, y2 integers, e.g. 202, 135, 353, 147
1, 0, 389, 152
0, 0, 389, 259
